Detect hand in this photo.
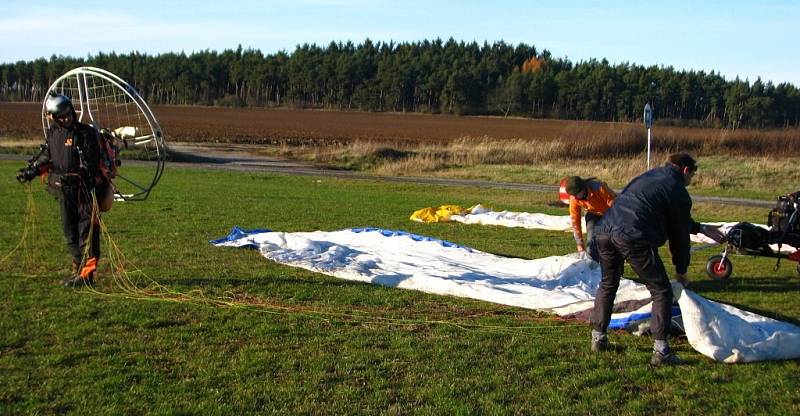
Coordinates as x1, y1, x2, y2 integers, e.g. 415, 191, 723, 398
16, 166, 38, 183
700, 224, 725, 243
577, 244, 585, 253
674, 273, 689, 287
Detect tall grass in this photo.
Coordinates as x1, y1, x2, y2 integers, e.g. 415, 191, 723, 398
291, 123, 800, 175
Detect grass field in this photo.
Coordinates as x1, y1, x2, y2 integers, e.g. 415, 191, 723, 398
1, 160, 799, 414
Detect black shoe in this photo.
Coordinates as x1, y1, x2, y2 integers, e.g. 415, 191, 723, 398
62, 274, 95, 288
591, 338, 609, 353
650, 350, 683, 366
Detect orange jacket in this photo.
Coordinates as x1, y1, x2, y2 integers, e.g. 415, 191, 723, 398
569, 180, 616, 246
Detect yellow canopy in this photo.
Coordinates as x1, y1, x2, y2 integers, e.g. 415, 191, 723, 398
410, 204, 470, 223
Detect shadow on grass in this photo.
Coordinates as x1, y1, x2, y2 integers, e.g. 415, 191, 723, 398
691, 276, 800, 325
692, 275, 800, 295
55, 351, 95, 367
142, 318, 189, 330
163, 274, 377, 290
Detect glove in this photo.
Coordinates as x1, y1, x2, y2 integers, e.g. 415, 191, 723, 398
16, 166, 38, 183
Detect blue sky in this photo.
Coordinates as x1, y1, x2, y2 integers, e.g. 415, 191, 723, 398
3, 0, 798, 85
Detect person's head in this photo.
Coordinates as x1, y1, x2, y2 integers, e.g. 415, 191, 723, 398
564, 176, 587, 199
45, 92, 75, 128
667, 152, 697, 186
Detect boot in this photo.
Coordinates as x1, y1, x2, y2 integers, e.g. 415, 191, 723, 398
591, 337, 609, 353
63, 272, 94, 288
650, 350, 684, 367
591, 330, 608, 353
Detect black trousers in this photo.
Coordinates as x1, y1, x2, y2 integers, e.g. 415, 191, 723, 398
591, 234, 673, 340
59, 186, 100, 265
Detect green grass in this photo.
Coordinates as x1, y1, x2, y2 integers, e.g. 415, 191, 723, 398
1, 160, 799, 414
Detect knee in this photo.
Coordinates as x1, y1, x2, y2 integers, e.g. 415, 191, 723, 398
598, 274, 621, 291
650, 284, 673, 303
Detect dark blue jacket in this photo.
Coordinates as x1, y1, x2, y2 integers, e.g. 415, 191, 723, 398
595, 164, 701, 274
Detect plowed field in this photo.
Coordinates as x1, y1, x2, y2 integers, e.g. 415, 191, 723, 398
0, 102, 626, 144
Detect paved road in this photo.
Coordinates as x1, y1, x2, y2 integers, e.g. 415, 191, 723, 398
3, 143, 775, 208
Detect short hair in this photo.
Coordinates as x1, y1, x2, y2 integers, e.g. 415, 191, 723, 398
564, 176, 586, 195
667, 152, 697, 172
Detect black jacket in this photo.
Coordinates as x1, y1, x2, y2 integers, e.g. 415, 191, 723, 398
37, 121, 102, 196
595, 164, 701, 274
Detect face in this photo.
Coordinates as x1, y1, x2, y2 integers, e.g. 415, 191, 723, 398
53, 111, 74, 128
573, 188, 587, 200
683, 167, 696, 186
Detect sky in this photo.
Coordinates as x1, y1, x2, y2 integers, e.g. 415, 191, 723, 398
2, 0, 798, 86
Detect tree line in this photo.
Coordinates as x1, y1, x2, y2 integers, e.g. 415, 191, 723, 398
1, 39, 798, 129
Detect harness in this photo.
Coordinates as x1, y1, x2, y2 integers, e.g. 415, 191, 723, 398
47, 126, 96, 201
97, 128, 120, 181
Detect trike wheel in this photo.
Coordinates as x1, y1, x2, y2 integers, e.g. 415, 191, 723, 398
706, 255, 733, 280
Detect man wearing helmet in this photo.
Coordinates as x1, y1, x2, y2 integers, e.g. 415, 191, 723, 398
16, 92, 107, 287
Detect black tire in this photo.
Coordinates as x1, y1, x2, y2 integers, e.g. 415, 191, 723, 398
706, 255, 733, 280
